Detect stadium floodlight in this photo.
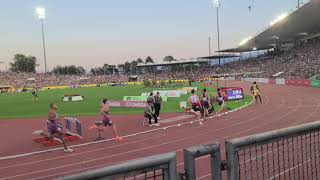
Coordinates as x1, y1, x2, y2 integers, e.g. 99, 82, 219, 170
213, 0, 220, 8
212, 0, 221, 65
35, 6, 48, 73
36, 7, 46, 20
270, 12, 288, 26
239, 36, 252, 46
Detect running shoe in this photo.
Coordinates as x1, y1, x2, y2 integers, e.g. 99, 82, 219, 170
32, 130, 43, 135
115, 136, 123, 142
53, 137, 63, 143
88, 125, 98, 130
64, 147, 74, 153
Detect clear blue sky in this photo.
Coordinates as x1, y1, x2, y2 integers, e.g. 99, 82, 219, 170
0, 0, 303, 72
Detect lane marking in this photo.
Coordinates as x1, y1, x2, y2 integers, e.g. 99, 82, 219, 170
0, 93, 255, 161
12, 93, 304, 180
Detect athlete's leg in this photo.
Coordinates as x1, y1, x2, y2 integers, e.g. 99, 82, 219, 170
191, 110, 202, 125
216, 102, 225, 115
258, 95, 262, 103
254, 95, 258, 103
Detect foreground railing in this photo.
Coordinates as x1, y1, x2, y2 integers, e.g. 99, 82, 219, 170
57, 121, 320, 180
57, 152, 178, 180
226, 121, 320, 180
183, 143, 222, 180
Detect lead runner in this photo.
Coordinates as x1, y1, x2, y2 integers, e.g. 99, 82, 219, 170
90, 99, 123, 142
251, 81, 262, 104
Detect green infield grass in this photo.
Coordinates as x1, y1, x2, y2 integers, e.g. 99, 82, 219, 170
0, 83, 252, 119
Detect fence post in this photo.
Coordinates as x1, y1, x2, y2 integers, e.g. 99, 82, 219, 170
183, 144, 221, 180
225, 141, 238, 180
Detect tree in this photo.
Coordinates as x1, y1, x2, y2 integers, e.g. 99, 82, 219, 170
52, 65, 86, 75
163, 56, 176, 62
137, 58, 143, 64
123, 61, 131, 75
90, 64, 118, 75
145, 56, 154, 64
10, 54, 37, 73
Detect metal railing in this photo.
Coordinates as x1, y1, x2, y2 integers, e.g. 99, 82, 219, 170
55, 121, 320, 180
57, 152, 178, 180
183, 143, 222, 180
225, 121, 320, 180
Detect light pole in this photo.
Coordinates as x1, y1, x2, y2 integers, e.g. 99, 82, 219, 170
0, 62, 4, 72
36, 7, 47, 73
213, 0, 221, 65
208, 36, 211, 56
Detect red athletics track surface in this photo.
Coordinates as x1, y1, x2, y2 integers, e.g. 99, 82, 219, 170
0, 81, 320, 180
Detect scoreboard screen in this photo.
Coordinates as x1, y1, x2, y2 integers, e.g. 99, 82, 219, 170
222, 87, 244, 101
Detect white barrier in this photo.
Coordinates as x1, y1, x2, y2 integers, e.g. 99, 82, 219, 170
276, 78, 286, 85
244, 78, 268, 84
259, 78, 269, 84
226, 77, 236, 81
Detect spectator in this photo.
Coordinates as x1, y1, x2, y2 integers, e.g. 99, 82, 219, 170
154, 92, 162, 119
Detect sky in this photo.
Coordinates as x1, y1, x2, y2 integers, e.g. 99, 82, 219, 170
0, 0, 303, 72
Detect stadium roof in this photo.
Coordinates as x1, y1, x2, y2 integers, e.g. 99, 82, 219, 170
219, 0, 320, 53
136, 55, 239, 67
136, 59, 208, 67
198, 54, 240, 59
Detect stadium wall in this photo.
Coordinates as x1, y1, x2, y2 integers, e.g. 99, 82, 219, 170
241, 78, 320, 88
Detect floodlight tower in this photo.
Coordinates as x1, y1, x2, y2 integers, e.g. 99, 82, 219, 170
213, 0, 221, 65
36, 7, 48, 73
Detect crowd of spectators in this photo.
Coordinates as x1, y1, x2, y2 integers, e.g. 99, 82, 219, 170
0, 72, 128, 88
0, 40, 319, 88
216, 40, 320, 79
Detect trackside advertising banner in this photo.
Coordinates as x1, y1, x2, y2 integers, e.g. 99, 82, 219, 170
107, 100, 147, 108
124, 96, 168, 101
152, 90, 181, 97
221, 87, 244, 101
311, 80, 320, 88
285, 79, 310, 87
181, 87, 198, 92
123, 96, 147, 101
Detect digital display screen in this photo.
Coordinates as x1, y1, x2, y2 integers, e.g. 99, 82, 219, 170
224, 87, 244, 101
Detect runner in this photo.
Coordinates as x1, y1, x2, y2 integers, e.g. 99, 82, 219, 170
33, 103, 73, 152
202, 88, 210, 117
216, 88, 226, 115
188, 89, 204, 125
90, 99, 123, 142
31, 88, 39, 102
251, 81, 262, 104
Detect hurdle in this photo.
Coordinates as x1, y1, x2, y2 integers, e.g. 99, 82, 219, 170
64, 117, 83, 138
33, 117, 83, 147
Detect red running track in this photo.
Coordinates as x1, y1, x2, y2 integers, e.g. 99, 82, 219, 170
0, 81, 320, 180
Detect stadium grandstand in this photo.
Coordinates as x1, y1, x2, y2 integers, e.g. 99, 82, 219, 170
2, 1, 320, 180
56, 1, 320, 179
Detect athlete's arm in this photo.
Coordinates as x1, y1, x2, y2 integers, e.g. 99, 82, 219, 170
188, 97, 192, 106
256, 85, 260, 91
100, 107, 109, 117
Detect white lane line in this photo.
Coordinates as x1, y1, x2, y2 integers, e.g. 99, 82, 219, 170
266, 155, 316, 180
0, 95, 259, 179
160, 115, 193, 124
0, 134, 164, 170
0, 93, 255, 161
20, 94, 296, 180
